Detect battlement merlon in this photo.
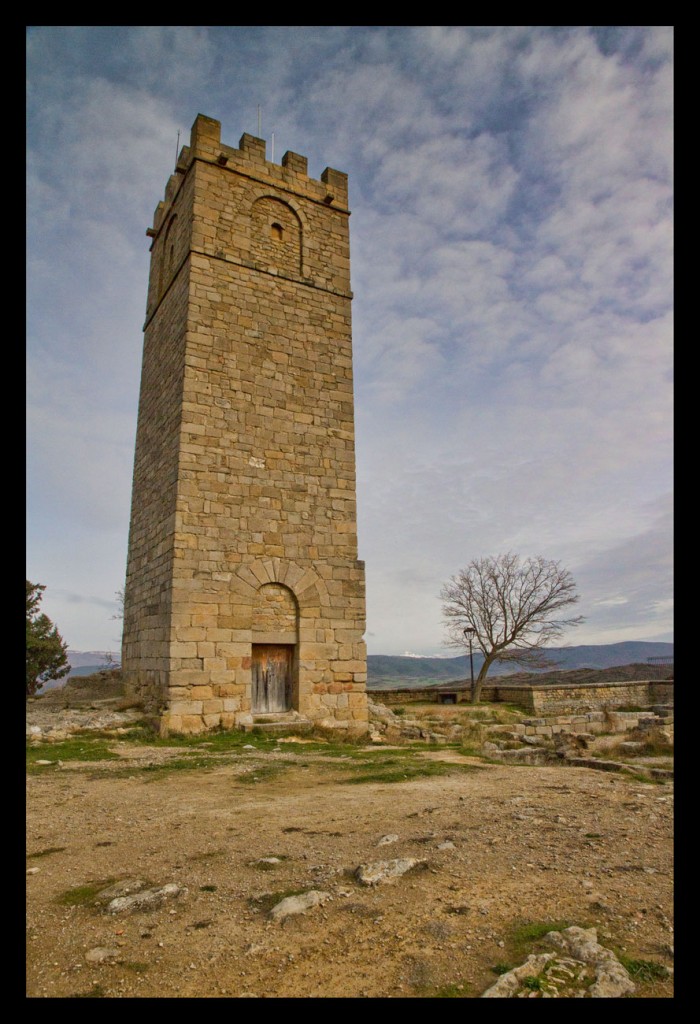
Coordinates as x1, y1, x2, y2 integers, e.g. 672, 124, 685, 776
148, 113, 349, 236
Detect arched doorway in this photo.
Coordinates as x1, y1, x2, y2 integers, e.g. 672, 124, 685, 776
251, 583, 299, 714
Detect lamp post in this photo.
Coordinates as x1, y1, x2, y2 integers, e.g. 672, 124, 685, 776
463, 627, 476, 703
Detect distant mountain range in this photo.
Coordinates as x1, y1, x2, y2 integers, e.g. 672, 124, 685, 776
36, 651, 122, 692
37, 642, 673, 693
67, 651, 121, 669
366, 641, 674, 689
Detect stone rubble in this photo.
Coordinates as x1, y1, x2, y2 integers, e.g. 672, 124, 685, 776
106, 883, 186, 915
355, 858, 425, 886
481, 926, 635, 998
268, 890, 331, 923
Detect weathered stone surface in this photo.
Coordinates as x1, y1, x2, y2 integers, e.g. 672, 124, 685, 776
482, 953, 556, 997
93, 879, 147, 905
106, 883, 186, 914
544, 926, 635, 998
355, 858, 424, 886
85, 947, 120, 962
481, 926, 635, 998
376, 834, 400, 846
122, 114, 367, 735
269, 890, 331, 922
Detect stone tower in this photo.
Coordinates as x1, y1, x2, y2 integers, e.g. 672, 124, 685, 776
122, 114, 367, 735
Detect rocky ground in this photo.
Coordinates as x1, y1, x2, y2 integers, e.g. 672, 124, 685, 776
26, 679, 674, 999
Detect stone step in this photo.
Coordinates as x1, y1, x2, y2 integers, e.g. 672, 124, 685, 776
248, 712, 313, 734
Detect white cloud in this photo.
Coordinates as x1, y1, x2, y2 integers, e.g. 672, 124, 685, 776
26, 27, 673, 655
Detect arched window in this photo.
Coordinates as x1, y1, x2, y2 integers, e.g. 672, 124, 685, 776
251, 197, 302, 275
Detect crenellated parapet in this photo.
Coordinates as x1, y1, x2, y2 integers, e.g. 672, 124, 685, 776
148, 113, 348, 238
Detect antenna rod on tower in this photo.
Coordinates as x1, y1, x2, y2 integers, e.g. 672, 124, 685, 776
257, 106, 261, 137
271, 132, 275, 163
175, 129, 181, 165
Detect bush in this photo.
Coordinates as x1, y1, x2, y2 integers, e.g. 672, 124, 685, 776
26, 581, 69, 697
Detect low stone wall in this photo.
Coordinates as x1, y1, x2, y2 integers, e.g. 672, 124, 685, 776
529, 681, 660, 715
509, 709, 673, 740
371, 679, 672, 716
650, 680, 674, 703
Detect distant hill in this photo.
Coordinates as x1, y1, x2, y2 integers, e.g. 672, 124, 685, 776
66, 651, 121, 669
37, 651, 122, 692
367, 641, 673, 690
38, 642, 673, 693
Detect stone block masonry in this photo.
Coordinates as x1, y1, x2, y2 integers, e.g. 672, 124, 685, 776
376, 678, 673, 716
122, 114, 367, 735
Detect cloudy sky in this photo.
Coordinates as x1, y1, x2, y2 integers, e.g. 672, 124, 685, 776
27, 26, 673, 656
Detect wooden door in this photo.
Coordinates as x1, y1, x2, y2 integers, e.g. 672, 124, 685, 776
252, 644, 293, 713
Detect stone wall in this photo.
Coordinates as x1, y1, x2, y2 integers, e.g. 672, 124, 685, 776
373, 679, 673, 716
123, 114, 367, 735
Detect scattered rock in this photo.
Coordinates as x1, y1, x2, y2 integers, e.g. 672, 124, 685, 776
26, 867, 40, 875
482, 953, 556, 997
106, 883, 186, 914
268, 890, 331, 922
85, 947, 120, 962
377, 834, 399, 846
93, 879, 148, 905
437, 841, 455, 850
355, 858, 425, 886
544, 926, 635, 998
255, 857, 282, 865
481, 926, 635, 998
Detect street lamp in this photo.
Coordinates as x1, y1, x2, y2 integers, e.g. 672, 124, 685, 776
463, 627, 476, 703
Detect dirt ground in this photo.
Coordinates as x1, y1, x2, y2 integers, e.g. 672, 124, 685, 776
26, 692, 674, 999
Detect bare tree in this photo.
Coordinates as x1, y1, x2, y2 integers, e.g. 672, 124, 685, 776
111, 588, 124, 621
440, 553, 584, 703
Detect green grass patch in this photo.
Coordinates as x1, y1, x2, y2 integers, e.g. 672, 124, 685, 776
624, 772, 665, 786
117, 724, 282, 754
339, 755, 482, 785
491, 962, 513, 975
508, 920, 572, 959
135, 755, 225, 780
56, 879, 117, 907
522, 974, 545, 991
26, 738, 120, 768
237, 763, 286, 785
456, 744, 489, 758
122, 961, 149, 974
27, 846, 66, 859
618, 956, 669, 983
